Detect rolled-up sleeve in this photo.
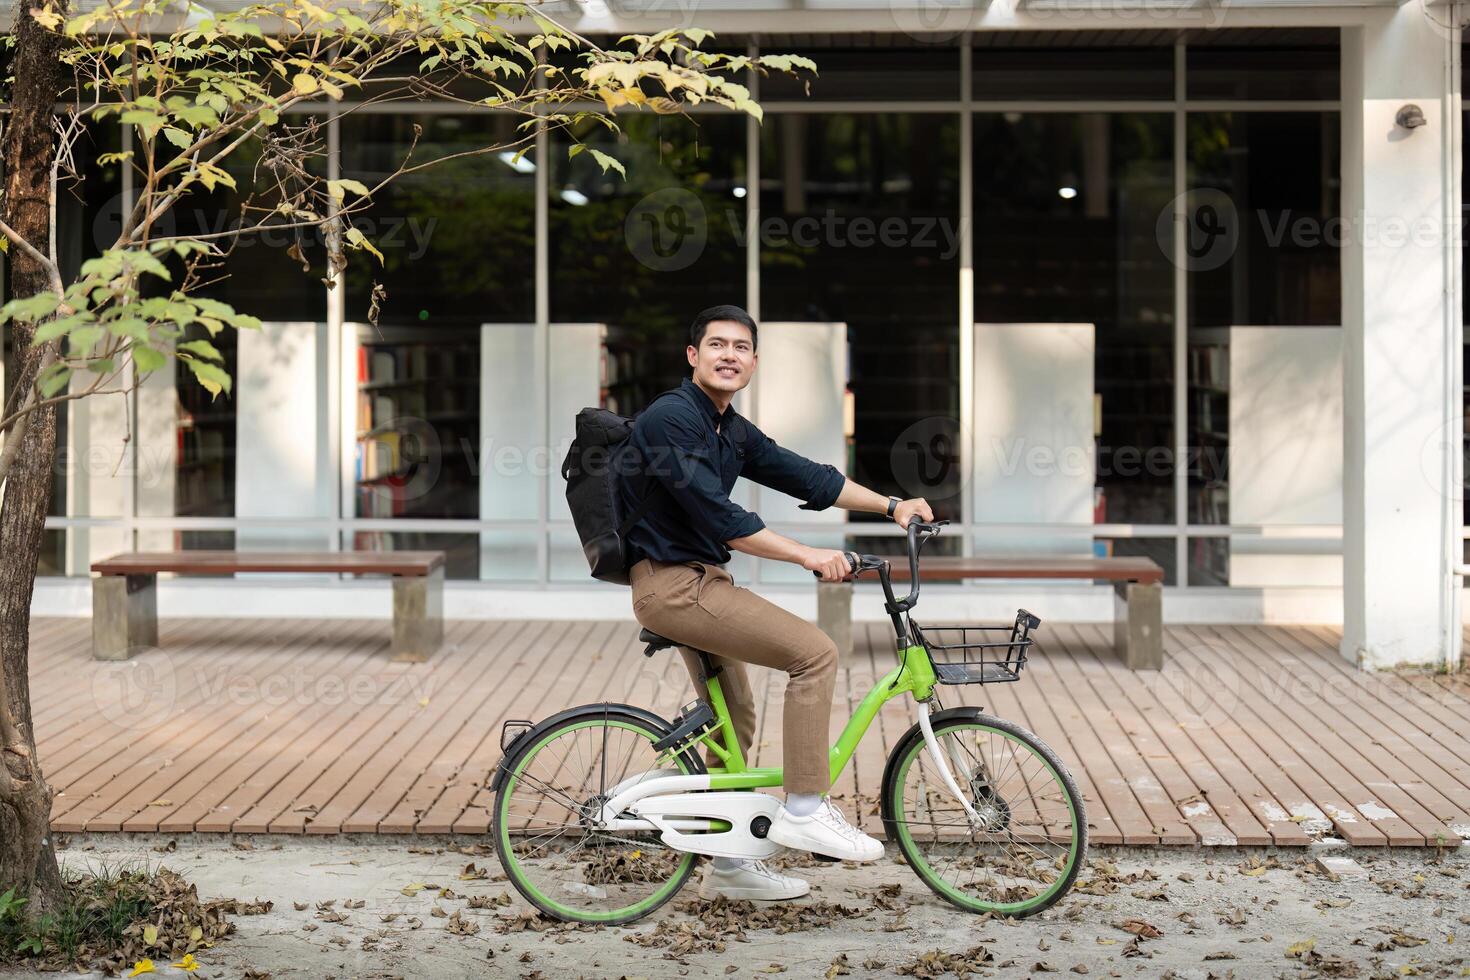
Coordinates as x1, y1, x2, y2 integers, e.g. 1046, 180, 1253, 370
741, 424, 846, 512
644, 408, 766, 542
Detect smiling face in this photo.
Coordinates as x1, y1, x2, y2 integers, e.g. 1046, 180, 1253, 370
687, 319, 757, 400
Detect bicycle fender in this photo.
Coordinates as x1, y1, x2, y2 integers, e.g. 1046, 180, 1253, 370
487, 702, 678, 794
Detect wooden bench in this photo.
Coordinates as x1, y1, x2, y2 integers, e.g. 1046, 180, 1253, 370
89, 551, 446, 663
817, 555, 1166, 670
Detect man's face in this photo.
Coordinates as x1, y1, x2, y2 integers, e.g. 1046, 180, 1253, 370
687, 320, 757, 396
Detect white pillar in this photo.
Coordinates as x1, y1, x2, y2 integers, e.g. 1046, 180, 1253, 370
235, 321, 333, 550
1340, 12, 1462, 670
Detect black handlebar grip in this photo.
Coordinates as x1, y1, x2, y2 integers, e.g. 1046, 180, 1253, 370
811, 551, 859, 580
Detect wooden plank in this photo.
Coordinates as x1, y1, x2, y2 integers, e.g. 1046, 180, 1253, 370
1170, 625, 1397, 845
151, 619, 387, 834
375, 621, 555, 833
315, 619, 528, 834
1018, 628, 1159, 844
987, 633, 1125, 846
1060, 623, 1259, 846
1201, 624, 1450, 844
271, 618, 556, 835
1288, 626, 1470, 800
53, 618, 334, 832
1229, 625, 1469, 845
350, 620, 532, 833
1045, 624, 1197, 844
92, 550, 444, 577
106, 619, 383, 833
415, 621, 583, 833
1076, 622, 1297, 846
449, 622, 644, 835
1149, 624, 1385, 847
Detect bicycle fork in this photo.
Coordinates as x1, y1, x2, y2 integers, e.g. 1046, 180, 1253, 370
916, 700, 985, 829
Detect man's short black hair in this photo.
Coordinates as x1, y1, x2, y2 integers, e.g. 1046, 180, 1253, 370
690, 305, 758, 350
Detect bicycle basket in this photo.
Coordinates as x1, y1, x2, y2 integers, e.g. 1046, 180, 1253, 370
910, 608, 1041, 685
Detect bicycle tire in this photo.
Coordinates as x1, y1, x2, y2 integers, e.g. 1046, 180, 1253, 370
880, 706, 1087, 918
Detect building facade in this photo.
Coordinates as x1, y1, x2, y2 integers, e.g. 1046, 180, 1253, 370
5, 1, 1466, 671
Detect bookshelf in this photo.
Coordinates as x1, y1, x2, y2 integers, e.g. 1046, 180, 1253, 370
174, 327, 237, 549
354, 325, 480, 572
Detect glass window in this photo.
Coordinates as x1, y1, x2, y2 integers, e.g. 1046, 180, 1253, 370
759, 43, 959, 102
761, 113, 962, 538
1187, 43, 1339, 101
342, 113, 535, 327
339, 113, 536, 580
973, 46, 1173, 101
161, 131, 329, 322
973, 112, 1175, 528
550, 112, 748, 411
1186, 112, 1342, 545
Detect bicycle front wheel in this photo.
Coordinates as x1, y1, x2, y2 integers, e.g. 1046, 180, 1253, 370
881, 707, 1087, 918
492, 705, 703, 925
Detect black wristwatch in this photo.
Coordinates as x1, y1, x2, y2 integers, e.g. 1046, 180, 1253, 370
886, 496, 900, 519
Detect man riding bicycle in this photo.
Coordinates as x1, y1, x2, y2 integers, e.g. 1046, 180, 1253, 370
618, 304, 934, 901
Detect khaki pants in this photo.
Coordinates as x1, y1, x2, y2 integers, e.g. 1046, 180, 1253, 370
629, 558, 839, 795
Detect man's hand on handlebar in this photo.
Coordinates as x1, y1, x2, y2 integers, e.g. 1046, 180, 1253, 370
803, 547, 856, 583
891, 497, 935, 529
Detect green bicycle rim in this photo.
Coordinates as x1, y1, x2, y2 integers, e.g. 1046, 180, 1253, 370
892, 722, 1081, 916
496, 719, 697, 923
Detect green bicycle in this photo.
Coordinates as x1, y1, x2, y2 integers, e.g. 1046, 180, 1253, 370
490, 519, 1087, 924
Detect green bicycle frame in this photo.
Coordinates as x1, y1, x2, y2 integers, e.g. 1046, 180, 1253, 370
692, 640, 937, 791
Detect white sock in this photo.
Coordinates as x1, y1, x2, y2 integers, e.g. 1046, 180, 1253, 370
785, 793, 822, 817
712, 857, 747, 872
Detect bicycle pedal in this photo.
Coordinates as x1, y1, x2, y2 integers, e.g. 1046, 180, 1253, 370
652, 700, 717, 753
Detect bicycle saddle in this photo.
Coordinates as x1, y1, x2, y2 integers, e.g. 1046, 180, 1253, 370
638, 628, 678, 656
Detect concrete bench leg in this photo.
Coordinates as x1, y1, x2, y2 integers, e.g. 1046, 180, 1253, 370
1113, 581, 1163, 670
392, 566, 444, 662
92, 573, 159, 661
816, 581, 853, 661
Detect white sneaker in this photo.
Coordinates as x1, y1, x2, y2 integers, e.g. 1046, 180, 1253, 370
766, 799, 885, 863
699, 860, 810, 901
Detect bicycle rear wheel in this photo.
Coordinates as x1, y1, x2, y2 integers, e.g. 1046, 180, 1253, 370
492, 705, 704, 925
881, 707, 1087, 917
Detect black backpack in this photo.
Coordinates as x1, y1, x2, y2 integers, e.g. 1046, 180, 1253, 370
561, 391, 676, 585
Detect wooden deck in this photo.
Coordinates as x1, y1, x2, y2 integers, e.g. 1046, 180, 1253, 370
25, 616, 1470, 846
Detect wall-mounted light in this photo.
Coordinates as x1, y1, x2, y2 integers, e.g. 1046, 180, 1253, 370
1396, 104, 1427, 131
1058, 186, 1078, 200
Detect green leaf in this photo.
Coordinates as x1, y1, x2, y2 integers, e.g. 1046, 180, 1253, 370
588, 148, 626, 179
161, 126, 192, 150
32, 313, 88, 345
3, 292, 61, 324
132, 346, 166, 373
567, 143, 585, 160
119, 109, 166, 138
326, 178, 371, 202
344, 227, 383, 264
184, 358, 232, 399
178, 338, 224, 362
38, 365, 71, 398
67, 325, 105, 356
259, 104, 279, 126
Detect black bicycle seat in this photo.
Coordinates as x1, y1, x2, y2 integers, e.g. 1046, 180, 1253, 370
638, 628, 679, 656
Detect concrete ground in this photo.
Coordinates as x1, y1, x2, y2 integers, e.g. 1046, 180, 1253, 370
1, 835, 1465, 979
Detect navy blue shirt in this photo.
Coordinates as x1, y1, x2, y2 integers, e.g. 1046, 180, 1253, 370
619, 378, 846, 566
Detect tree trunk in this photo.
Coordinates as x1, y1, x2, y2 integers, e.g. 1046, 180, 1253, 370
0, 0, 70, 912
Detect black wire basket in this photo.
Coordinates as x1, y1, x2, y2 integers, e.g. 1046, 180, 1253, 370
910, 608, 1042, 685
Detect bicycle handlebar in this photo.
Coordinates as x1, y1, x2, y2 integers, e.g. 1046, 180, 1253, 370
810, 519, 948, 616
